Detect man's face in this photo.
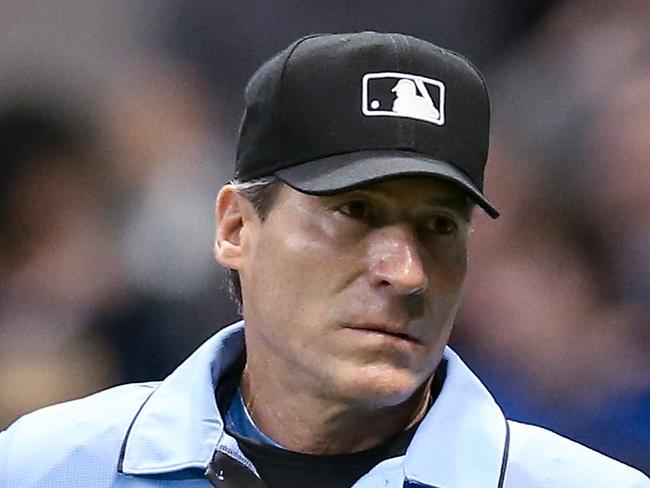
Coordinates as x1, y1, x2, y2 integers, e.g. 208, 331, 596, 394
234, 177, 470, 407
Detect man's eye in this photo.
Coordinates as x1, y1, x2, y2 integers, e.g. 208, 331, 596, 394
338, 201, 373, 219
426, 216, 458, 235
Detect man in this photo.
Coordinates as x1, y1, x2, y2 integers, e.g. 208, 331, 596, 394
391, 78, 440, 122
1, 32, 648, 488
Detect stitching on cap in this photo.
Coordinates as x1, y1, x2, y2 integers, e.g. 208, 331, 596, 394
399, 34, 416, 148
389, 33, 406, 145
276, 34, 325, 167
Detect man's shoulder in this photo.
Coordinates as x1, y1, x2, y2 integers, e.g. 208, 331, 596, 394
4, 382, 159, 448
506, 420, 649, 487
1, 382, 159, 486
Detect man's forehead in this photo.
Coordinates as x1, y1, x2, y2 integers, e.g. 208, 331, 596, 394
331, 177, 469, 204
355, 176, 466, 195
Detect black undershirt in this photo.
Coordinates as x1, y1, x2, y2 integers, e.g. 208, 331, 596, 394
216, 356, 447, 488
231, 422, 418, 488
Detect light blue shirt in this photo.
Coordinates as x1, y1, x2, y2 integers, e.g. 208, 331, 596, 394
1, 321, 648, 487
223, 385, 285, 448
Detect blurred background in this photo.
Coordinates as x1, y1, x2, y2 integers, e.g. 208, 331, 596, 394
0, 0, 648, 474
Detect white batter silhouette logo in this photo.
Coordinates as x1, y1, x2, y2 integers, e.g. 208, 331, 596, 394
362, 72, 445, 125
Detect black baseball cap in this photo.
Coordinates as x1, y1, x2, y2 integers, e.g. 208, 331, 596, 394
236, 32, 499, 218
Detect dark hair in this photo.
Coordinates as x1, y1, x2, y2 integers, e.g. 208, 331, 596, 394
224, 176, 283, 309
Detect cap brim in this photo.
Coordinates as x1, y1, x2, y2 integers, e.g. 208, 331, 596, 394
275, 150, 499, 218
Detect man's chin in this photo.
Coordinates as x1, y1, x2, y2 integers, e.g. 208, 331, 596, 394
331, 367, 425, 407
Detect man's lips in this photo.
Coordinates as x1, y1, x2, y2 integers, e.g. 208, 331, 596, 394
345, 324, 422, 344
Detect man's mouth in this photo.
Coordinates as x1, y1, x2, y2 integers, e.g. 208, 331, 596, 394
346, 324, 421, 344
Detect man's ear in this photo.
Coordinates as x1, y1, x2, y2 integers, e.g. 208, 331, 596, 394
214, 185, 257, 270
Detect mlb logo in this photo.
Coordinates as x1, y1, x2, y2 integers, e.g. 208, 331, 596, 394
361, 72, 446, 126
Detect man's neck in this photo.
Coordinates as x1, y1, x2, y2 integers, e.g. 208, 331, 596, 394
239, 363, 432, 455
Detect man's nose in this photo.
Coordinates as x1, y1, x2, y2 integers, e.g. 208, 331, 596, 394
368, 224, 428, 296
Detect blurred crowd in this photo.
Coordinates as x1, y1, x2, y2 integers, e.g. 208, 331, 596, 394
1, 0, 648, 474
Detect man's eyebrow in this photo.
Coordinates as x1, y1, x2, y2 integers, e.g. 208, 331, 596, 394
426, 195, 469, 207
427, 197, 473, 220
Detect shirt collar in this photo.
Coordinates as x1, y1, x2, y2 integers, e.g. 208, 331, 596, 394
404, 348, 509, 488
120, 322, 508, 487
120, 321, 246, 474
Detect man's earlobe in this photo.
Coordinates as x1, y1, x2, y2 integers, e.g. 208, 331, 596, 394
214, 186, 247, 270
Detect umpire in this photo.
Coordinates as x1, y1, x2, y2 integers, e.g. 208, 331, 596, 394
2, 32, 649, 488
